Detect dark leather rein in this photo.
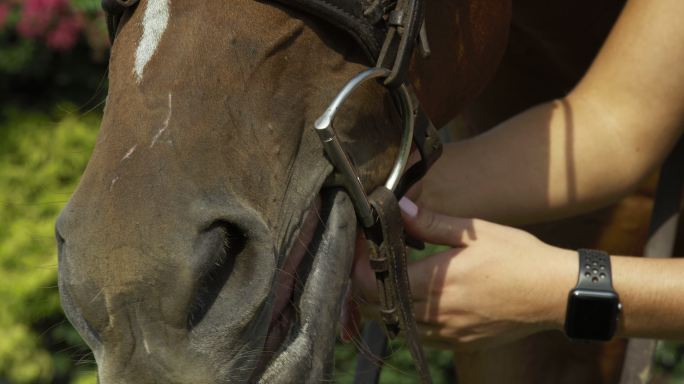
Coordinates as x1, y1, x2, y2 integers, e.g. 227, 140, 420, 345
101, 1, 442, 382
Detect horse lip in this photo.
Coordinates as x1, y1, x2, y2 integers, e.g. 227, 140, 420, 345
256, 189, 356, 383
258, 195, 322, 369
270, 196, 322, 328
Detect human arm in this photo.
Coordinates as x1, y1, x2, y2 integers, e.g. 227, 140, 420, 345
418, 0, 684, 225
351, 201, 684, 350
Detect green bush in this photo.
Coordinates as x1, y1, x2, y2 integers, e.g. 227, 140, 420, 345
0, 104, 100, 384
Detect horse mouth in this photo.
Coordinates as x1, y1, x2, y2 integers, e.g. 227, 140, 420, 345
260, 196, 322, 368
254, 189, 357, 383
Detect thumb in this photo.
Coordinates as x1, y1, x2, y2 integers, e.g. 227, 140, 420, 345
399, 197, 475, 248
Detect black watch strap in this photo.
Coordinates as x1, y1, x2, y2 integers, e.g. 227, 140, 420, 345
577, 249, 613, 291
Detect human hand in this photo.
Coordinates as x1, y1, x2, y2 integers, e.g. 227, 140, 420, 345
349, 198, 577, 351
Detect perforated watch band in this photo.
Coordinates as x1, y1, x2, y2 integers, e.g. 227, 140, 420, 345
577, 249, 613, 291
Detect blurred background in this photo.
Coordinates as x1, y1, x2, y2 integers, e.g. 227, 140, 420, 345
0, 0, 681, 383
1, 1, 106, 383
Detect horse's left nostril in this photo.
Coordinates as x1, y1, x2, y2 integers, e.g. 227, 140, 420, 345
55, 215, 68, 262
56, 229, 66, 261
188, 221, 247, 328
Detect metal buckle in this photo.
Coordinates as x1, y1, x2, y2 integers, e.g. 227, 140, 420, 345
375, 0, 426, 87
314, 67, 416, 228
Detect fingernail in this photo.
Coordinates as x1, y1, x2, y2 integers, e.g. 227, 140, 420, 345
399, 197, 418, 218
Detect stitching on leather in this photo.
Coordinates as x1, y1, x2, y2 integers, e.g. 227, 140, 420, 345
313, 0, 382, 51
276, 0, 383, 57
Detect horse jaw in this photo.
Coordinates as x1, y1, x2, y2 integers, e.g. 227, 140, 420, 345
257, 189, 356, 383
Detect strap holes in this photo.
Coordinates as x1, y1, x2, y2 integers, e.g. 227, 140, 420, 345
600, 273, 606, 279
585, 272, 591, 278
592, 277, 599, 283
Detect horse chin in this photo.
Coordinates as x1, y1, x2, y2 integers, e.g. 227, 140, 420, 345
255, 189, 357, 384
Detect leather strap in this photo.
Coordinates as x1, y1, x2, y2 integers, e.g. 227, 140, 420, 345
394, 105, 442, 199
375, 0, 425, 86
271, 0, 389, 62
273, 0, 426, 87
365, 187, 431, 384
353, 320, 389, 384
104, 0, 426, 88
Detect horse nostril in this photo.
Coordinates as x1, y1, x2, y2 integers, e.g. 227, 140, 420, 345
188, 221, 247, 328
55, 226, 66, 262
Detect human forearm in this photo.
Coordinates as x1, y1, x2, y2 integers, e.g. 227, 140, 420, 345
612, 256, 684, 339
419, 97, 655, 225
419, 0, 684, 225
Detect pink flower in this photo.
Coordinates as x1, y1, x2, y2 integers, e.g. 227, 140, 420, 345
16, 0, 68, 38
46, 15, 82, 51
0, 4, 10, 30
25, 0, 68, 13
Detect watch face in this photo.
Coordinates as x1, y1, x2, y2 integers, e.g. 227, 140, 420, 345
565, 289, 620, 341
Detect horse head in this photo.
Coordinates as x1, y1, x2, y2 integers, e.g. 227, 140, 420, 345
56, 0, 510, 382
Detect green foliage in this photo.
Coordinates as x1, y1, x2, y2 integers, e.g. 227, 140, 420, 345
68, 0, 103, 12
0, 2, 109, 107
335, 340, 455, 383
654, 341, 684, 383
0, 104, 100, 383
0, 9, 36, 75
334, 243, 455, 383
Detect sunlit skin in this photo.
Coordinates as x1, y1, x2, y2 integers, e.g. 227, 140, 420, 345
351, 0, 684, 350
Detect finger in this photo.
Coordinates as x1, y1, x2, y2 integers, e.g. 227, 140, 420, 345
399, 197, 476, 247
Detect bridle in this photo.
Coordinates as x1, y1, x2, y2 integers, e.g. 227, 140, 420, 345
100, 1, 442, 383
316, 68, 435, 384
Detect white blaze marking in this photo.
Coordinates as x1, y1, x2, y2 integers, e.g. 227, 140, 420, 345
134, 0, 171, 82
150, 93, 172, 147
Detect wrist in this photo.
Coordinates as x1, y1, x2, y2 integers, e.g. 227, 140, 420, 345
563, 249, 622, 341
532, 247, 577, 332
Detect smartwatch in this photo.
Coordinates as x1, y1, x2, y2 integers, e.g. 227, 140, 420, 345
564, 249, 621, 341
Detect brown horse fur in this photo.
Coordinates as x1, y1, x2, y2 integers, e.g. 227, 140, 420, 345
56, 0, 510, 382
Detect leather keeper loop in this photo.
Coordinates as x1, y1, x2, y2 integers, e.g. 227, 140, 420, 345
369, 258, 389, 272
